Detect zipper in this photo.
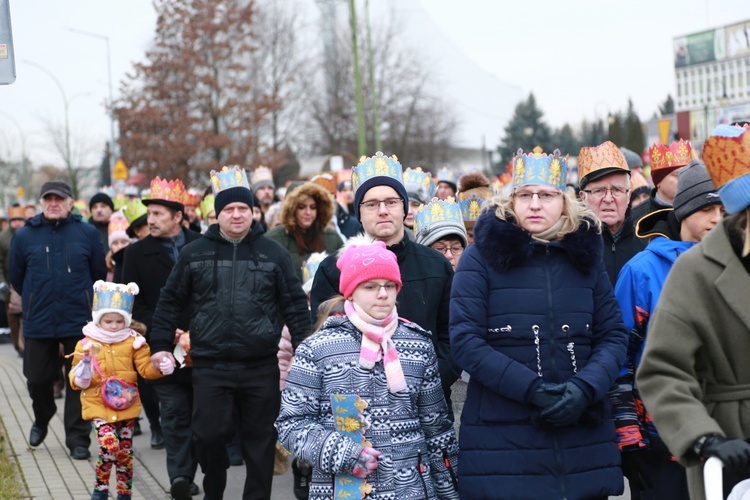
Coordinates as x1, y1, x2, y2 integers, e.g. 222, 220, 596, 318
532, 325, 541, 376
567, 342, 578, 374
65, 244, 71, 273
46, 245, 50, 270
442, 448, 458, 492
25, 293, 33, 321
417, 450, 429, 497
229, 242, 238, 355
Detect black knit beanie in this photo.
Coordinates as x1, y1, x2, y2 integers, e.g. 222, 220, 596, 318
214, 186, 255, 215
89, 192, 115, 211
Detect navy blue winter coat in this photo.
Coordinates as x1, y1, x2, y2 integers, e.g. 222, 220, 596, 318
9, 213, 106, 339
450, 211, 628, 499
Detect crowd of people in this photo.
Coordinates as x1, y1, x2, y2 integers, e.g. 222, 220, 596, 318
1, 125, 750, 499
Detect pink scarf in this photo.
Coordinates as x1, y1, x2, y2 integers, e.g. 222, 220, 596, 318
83, 322, 145, 348
345, 300, 407, 393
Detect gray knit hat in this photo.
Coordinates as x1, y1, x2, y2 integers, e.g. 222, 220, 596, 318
673, 159, 722, 222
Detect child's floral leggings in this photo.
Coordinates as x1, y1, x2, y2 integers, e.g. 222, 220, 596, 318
92, 418, 135, 495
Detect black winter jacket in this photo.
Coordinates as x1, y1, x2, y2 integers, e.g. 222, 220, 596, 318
601, 210, 646, 286
309, 234, 460, 396
150, 222, 311, 367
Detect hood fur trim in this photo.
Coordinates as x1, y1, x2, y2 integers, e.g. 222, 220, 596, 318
472, 211, 602, 274
280, 182, 335, 233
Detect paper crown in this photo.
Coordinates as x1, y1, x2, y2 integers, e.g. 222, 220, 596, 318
403, 167, 436, 204
200, 194, 215, 217
112, 194, 128, 211
351, 152, 404, 193
703, 125, 750, 214
512, 146, 567, 190
650, 140, 693, 170
183, 189, 202, 207
92, 280, 139, 317
302, 251, 328, 285
210, 165, 251, 196
250, 166, 275, 190
311, 173, 336, 195
415, 196, 464, 234
122, 199, 147, 225
148, 177, 185, 204
336, 169, 353, 185
108, 215, 129, 237
460, 166, 483, 176
124, 185, 139, 197
436, 167, 459, 187
458, 193, 488, 223
578, 141, 629, 183
99, 185, 116, 198
140, 188, 151, 200
6, 206, 25, 220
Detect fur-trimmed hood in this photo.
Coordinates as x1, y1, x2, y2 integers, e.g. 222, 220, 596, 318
280, 181, 335, 233
472, 210, 603, 274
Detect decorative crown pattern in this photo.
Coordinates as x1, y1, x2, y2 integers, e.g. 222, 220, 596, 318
458, 193, 488, 222
649, 140, 693, 170
122, 199, 147, 225
210, 165, 250, 196
403, 167, 436, 203
108, 215, 129, 236
703, 126, 750, 189
512, 146, 567, 190
330, 394, 373, 499
112, 194, 128, 211
351, 152, 404, 193
302, 251, 328, 284
149, 177, 185, 204
336, 169, 353, 185
414, 196, 464, 234
92, 280, 139, 316
250, 166, 275, 189
7, 206, 25, 219
311, 173, 337, 195
578, 141, 629, 181
183, 189, 202, 207
200, 194, 215, 218
436, 167, 459, 186
98, 185, 115, 198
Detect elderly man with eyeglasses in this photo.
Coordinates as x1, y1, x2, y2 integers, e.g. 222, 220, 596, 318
578, 142, 647, 285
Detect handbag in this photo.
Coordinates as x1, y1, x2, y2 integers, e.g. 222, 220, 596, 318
84, 339, 140, 411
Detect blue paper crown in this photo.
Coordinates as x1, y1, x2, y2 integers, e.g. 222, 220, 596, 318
351, 152, 404, 193
458, 194, 487, 222
403, 167, 436, 204
414, 196, 464, 234
210, 165, 251, 196
512, 146, 567, 190
302, 251, 328, 284
92, 280, 138, 315
436, 167, 459, 186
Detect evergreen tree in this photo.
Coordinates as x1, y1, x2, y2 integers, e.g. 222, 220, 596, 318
579, 119, 607, 147
624, 99, 645, 155
496, 93, 553, 170
659, 94, 675, 116
552, 123, 580, 157
607, 114, 624, 147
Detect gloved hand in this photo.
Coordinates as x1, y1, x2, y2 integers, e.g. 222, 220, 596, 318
698, 435, 750, 472
352, 447, 381, 478
530, 382, 566, 409
74, 375, 91, 389
540, 382, 589, 427
159, 357, 175, 375
620, 449, 656, 491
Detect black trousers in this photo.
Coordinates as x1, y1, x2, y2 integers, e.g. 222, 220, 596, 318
192, 363, 280, 500
153, 368, 197, 482
23, 336, 91, 451
137, 375, 161, 431
629, 457, 689, 500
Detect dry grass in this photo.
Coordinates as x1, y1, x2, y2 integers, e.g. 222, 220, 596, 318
0, 420, 25, 499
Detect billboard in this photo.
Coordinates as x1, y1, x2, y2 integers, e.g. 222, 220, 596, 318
725, 21, 750, 59
0, 0, 16, 85
674, 28, 726, 67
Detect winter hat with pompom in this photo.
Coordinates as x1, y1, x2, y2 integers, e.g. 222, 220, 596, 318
336, 235, 402, 299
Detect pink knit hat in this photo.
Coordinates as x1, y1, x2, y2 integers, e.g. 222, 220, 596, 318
337, 237, 402, 299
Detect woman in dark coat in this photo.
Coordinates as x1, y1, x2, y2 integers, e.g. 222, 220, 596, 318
450, 147, 628, 499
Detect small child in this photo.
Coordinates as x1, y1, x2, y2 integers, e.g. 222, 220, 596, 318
69, 280, 173, 500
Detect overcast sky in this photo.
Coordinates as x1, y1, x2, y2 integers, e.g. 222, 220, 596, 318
1, 0, 749, 169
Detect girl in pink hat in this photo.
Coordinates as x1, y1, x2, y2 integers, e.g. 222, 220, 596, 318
275, 235, 459, 499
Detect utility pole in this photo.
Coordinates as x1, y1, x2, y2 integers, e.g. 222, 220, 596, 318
364, 0, 381, 151
349, 0, 367, 157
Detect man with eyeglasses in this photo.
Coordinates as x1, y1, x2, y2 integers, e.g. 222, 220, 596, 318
415, 197, 468, 271
310, 152, 460, 416
578, 142, 646, 285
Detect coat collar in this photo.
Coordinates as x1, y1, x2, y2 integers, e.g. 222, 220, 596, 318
472, 211, 603, 274
703, 220, 750, 329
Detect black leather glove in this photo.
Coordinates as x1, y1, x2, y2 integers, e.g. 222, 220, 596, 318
530, 382, 566, 409
698, 435, 750, 473
540, 382, 589, 427
620, 449, 656, 491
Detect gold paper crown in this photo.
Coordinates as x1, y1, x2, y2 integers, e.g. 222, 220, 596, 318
311, 173, 336, 195
7, 206, 25, 219
108, 215, 129, 236
578, 141, 629, 182
351, 152, 404, 193
649, 140, 692, 170
148, 177, 185, 204
703, 126, 750, 189
183, 190, 201, 207
250, 166, 275, 190
92, 280, 138, 315
210, 165, 250, 195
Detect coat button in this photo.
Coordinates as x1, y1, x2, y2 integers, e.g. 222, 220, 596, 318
112, 416, 117, 421
561, 325, 570, 332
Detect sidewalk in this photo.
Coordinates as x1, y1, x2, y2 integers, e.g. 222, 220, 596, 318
0, 344, 295, 499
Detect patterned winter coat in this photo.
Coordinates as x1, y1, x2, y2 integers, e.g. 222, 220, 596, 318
275, 315, 459, 500
450, 210, 628, 499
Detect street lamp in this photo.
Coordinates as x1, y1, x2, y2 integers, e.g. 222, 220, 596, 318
22, 59, 91, 197
69, 28, 116, 184
0, 110, 31, 200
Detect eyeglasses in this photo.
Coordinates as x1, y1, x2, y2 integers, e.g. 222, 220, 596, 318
432, 244, 464, 256
359, 198, 403, 212
359, 282, 399, 293
582, 186, 629, 199
513, 191, 562, 204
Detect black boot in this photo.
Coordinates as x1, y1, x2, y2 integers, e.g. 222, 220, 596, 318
292, 459, 312, 500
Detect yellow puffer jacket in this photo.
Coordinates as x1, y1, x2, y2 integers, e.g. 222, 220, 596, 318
69, 336, 163, 423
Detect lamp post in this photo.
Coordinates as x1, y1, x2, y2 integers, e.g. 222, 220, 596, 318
0, 111, 30, 201
69, 28, 116, 184
22, 59, 91, 198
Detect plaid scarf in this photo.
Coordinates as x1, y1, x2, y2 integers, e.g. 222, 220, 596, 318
345, 300, 407, 393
